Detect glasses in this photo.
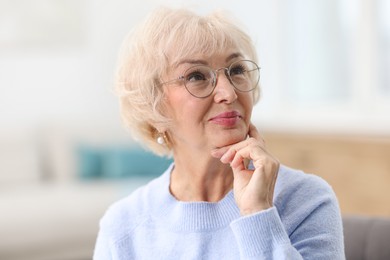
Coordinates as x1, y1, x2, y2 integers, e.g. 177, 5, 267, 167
161, 59, 260, 98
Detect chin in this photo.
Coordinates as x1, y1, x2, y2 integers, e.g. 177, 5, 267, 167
214, 131, 247, 148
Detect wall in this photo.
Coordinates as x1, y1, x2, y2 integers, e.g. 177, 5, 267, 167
1, 0, 388, 135
0, 0, 389, 215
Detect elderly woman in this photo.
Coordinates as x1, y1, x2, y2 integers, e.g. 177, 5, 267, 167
94, 7, 345, 260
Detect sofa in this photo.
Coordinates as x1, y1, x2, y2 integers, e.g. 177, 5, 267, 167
0, 178, 152, 260
343, 215, 390, 260
1, 126, 390, 260
2, 187, 390, 260
0, 126, 170, 260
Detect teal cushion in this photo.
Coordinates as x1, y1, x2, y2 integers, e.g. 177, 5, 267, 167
76, 145, 172, 179
76, 146, 102, 179
101, 146, 172, 178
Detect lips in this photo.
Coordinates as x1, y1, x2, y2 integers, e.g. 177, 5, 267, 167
209, 111, 242, 126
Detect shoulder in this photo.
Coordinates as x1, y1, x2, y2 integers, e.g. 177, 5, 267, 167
275, 165, 335, 199
98, 172, 169, 241
274, 165, 341, 232
98, 184, 149, 238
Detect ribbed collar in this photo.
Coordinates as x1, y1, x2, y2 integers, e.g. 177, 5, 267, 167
148, 164, 241, 232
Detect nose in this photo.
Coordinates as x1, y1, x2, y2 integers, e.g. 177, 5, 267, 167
213, 68, 238, 103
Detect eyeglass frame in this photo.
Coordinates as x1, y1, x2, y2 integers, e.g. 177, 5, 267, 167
160, 59, 261, 98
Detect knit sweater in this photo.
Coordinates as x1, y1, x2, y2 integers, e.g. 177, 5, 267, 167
93, 164, 345, 259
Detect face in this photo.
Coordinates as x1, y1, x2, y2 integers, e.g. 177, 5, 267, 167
161, 50, 255, 155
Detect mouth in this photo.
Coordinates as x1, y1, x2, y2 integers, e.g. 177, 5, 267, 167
209, 111, 243, 126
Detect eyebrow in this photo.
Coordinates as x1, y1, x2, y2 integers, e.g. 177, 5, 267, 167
175, 52, 244, 68
226, 52, 244, 62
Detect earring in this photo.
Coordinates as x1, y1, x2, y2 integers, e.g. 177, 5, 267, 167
156, 133, 166, 145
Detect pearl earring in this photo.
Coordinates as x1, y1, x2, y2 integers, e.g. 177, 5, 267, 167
157, 135, 165, 145
156, 132, 167, 145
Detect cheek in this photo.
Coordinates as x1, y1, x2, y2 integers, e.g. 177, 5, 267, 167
240, 95, 254, 116
181, 101, 209, 124
165, 89, 208, 124
163, 87, 187, 118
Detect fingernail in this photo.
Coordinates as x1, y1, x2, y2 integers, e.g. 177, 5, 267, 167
220, 150, 231, 163
220, 153, 227, 163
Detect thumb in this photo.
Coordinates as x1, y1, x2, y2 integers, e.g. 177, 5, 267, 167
248, 123, 265, 146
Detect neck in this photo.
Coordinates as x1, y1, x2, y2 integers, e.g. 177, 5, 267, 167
170, 151, 233, 202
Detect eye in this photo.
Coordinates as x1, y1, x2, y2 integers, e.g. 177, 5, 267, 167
229, 64, 246, 76
186, 70, 207, 82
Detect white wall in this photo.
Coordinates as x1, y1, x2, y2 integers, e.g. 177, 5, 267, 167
1, 0, 389, 136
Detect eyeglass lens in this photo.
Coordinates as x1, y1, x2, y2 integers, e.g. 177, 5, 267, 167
183, 60, 259, 98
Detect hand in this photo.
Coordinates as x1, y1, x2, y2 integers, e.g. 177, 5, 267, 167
211, 123, 279, 215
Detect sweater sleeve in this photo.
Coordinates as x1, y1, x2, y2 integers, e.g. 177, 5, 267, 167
231, 207, 303, 259
230, 170, 345, 260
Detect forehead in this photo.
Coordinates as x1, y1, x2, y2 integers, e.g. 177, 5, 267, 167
173, 50, 245, 68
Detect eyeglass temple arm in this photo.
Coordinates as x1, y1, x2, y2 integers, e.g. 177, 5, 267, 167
160, 76, 185, 86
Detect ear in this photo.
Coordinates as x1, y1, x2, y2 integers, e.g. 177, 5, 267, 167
150, 123, 168, 139
153, 124, 167, 134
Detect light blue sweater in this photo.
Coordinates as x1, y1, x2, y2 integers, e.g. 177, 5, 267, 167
94, 164, 345, 259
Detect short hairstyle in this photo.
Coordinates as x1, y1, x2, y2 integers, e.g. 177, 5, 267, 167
115, 7, 260, 156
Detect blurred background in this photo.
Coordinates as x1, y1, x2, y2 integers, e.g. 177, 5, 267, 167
0, 0, 389, 259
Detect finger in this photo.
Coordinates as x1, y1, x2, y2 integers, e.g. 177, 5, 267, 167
212, 136, 255, 161
220, 137, 265, 165
248, 123, 265, 146
210, 145, 231, 159
211, 123, 262, 159
230, 144, 264, 168
248, 123, 260, 139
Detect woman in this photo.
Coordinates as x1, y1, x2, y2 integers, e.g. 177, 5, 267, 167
94, 7, 345, 259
